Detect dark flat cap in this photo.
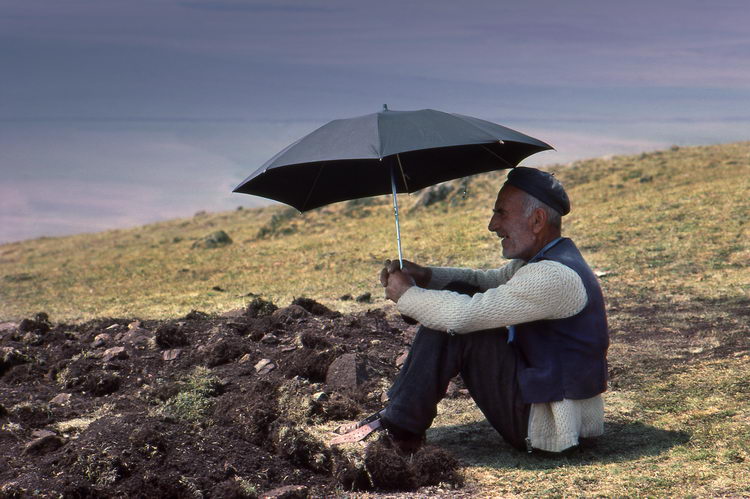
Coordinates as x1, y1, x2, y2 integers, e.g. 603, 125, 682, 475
505, 167, 570, 215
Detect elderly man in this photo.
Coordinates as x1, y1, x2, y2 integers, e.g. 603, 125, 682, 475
334, 167, 609, 454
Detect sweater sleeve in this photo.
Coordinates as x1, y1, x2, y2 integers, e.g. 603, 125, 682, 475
397, 260, 587, 334
427, 260, 525, 291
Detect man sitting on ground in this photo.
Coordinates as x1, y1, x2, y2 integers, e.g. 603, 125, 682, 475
334, 167, 609, 454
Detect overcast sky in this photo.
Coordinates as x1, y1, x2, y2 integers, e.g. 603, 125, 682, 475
1, 0, 749, 243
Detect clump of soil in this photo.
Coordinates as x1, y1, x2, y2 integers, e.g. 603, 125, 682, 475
292, 297, 339, 317
154, 323, 189, 348
364, 436, 464, 491
0, 298, 465, 496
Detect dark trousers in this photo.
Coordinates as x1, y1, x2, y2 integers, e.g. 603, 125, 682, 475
383, 286, 531, 451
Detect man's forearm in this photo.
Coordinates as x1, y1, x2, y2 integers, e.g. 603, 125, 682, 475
397, 261, 587, 334
427, 261, 522, 291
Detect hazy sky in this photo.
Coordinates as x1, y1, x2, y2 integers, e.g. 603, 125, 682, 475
2, 0, 749, 243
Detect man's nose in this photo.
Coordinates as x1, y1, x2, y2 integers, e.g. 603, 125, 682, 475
488, 215, 499, 232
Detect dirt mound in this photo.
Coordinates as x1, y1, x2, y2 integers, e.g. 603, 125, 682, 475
365, 436, 464, 491
0, 298, 466, 496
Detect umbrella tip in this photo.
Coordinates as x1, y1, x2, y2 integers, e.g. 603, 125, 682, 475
382, 104, 388, 111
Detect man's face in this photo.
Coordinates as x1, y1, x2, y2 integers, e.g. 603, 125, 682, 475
487, 184, 536, 261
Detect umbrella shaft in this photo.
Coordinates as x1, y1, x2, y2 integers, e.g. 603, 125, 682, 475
390, 163, 404, 269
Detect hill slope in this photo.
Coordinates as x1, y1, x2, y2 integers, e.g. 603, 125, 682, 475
1, 142, 748, 322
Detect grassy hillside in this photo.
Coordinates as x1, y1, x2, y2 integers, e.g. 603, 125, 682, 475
2, 142, 747, 322
2, 141, 749, 496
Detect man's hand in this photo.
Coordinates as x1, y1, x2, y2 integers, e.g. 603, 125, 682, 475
383, 268, 415, 302
380, 258, 427, 303
380, 259, 432, 287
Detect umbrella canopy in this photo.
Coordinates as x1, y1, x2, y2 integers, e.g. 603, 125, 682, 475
233, 107, 552, 212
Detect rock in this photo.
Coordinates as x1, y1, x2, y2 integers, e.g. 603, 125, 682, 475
102, 346, 128, 362
261, 333, 280, 345
410, 181, 456, 210
260, 485, 308, 499
162, 349, 181, 361
254, 359, 275, 375
312, 391, 329, 402
22, 434, 65, 456
0, 322, 18, 333
120, 328, 152, 348
31, 429, 56, 439
50, 393, 71, 406
238, 353, 252, 364
339, 294, 352, 301
92, 333, 111, 348
191, 230, 233, 249
325, 353, 372, 390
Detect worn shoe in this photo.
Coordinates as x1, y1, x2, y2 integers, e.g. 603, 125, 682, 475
329, 419, 382, 445
333, 409, 384, 435
329, 409, 387, 445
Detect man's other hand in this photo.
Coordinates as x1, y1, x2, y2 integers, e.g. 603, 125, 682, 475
383, 269, 415, 302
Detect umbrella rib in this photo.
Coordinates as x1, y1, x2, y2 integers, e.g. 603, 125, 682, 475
301, 163, 325, 211
481, 145, 515, 169
396, 154, 409, 191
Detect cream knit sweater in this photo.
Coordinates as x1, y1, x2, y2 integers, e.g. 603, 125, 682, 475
396, 260, 605, 452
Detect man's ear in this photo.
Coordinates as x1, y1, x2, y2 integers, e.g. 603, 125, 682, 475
531, 207, 547, 234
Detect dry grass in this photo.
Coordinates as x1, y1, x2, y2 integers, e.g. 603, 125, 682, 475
428, 353, 749, 497
2, 141, 749, 496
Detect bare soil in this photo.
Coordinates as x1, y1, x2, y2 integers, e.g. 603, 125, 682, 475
4, 293, 746, 497
0, 298, 466, 497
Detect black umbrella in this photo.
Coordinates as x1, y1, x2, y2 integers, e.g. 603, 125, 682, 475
234, 106, 552, 265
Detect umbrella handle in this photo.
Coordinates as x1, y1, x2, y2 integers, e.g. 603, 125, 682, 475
390, 162, 404, 269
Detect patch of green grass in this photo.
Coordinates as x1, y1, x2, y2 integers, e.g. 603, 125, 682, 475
156, 367, 222, 423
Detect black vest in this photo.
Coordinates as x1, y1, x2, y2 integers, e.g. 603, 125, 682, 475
514, 238, 609, 403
